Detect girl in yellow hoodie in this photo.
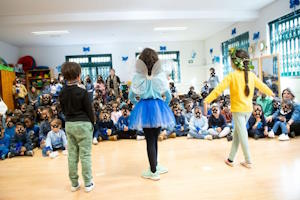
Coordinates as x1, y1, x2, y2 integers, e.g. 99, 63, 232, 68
204, 48, 274, 168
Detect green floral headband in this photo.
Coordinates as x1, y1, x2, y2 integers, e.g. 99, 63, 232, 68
229, 47, 254, 70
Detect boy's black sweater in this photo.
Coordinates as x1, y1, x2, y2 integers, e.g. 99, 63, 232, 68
59, 85, 95, 123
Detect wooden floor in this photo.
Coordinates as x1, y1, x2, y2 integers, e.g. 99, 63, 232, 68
1, 137, 300, 200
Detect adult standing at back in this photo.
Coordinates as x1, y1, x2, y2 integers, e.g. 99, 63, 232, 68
106, 69, 121, 97
208, 67, 219, 93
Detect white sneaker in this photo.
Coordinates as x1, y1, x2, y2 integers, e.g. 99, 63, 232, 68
268, 130, 275, 138
204, 135, 213, 140
71, 182, 80, 192
92, 138, 98, 145
278, 134, 290, 141
49, 151, 58, 158
136, 135, 145, 141
84, 182, 94, 193
187, 134, 193, 139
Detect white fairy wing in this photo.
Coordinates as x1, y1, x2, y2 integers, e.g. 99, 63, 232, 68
131, 59, 169, 95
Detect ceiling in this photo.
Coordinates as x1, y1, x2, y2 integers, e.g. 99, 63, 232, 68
0, 0, 276, 47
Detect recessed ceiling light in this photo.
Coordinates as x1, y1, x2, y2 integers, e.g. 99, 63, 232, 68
32, 30, 70, 35
154, 27, 187, 31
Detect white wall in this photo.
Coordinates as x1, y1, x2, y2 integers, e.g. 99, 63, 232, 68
20, 40, 209, 94
0, 41, 19, 64
204, 0, 300, 101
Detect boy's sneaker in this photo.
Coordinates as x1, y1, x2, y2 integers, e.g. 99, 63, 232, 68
85, 182, 94, 193
25, 151, 34, 156
156, 164, 168, 174
71, 182, 80, 192
240, 161, 252, 169
289, 131, 296, 138
1, 154, 6, 160
49, 151, 58, 158
136, 135, 145, 141
212, 135, 220, 139
278, 134, 290, 141
108, 135, 118, 141
204, 135, 213, 140
141, 169, 160, 181
158, 135, 164, 141
187, 134, 193, 139
254, 134, 260, 140
92, 137, 98, 145
268, 130, 275, 138
7, 152, 14, 158
168, 132, 176, 138
225, 159, 235, 167
227, 134, 233, 141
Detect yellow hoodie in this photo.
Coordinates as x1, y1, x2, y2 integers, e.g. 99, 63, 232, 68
204, 70, 274, 113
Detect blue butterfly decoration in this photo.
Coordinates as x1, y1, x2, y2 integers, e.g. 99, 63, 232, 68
160, 46, 167, 51
232, 28, 236, 36
83, 47, 90, 53
191, 51, 197, 59
56, 65, 62, 73
122, 56, 128, 62
212, 56, 220, 64
290, 0, 300, 9
253, 32, 260, 40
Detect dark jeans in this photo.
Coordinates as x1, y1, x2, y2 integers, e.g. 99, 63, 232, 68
248, 129, 265, 139
143, 127, 160, 173
117, 130, 137, 139
291, 122, 300, 136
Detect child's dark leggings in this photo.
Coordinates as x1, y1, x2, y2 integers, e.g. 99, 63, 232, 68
143, 127, 160, 173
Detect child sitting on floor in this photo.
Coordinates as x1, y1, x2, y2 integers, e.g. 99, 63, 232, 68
268, 100, 293, 141
207, 104, 231, 139
43, 119, 67, 158
0, 125, 10, 160
116, 105, 136, 139
187, 107, 212, 140
8, 122, 33, 158
247, 104, 268, 139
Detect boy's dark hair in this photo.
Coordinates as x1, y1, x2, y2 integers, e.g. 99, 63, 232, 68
121, 104, 129, 111
15, 122, 24, 127
231, 49, 251, 97
139, 48, 159, 76
61, 62, 81, 81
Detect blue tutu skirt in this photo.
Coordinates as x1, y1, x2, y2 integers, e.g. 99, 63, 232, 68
129, 99, 175, 131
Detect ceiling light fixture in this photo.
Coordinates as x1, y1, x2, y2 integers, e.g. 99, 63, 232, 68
154, 27, 187, 31
32, 30, 70, 35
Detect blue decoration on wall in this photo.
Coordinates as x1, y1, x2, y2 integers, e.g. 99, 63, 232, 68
83, 47, 90, 53
232, 28, 236, 36
191, 51, 197, 59
290, 0, 300, 9
212, 56, 220, 64
209, 48, 213, 54
56, 65, 61, 73
160, 46, 167, 51
122, 56, 128, 62
253, 32, 260, 40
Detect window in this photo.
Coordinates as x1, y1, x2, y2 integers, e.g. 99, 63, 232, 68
221, 32, 250, 76
269, 9, 300, 77
136, 51, 181, 82
66, 54, 112, 82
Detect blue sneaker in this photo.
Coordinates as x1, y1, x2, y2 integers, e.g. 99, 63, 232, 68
156, 164, 168, 174
142, 169, 160, 181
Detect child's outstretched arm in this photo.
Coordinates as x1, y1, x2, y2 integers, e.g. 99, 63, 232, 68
164, 90, 172, 105
129, 90, 138, 105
